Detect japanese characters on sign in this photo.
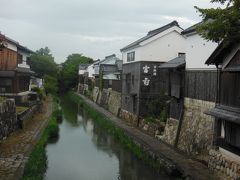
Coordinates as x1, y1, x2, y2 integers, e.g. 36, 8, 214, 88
142, 78, 150, 86
142, 64, 158, 86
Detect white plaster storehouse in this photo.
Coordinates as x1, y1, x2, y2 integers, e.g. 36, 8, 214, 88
120, 21, 186, 118
122, 21, 186, 64
182, 23, 218, 70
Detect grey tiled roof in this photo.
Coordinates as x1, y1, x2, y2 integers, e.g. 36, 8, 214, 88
16, 67, 35, 74
206, 106, 240, 124
159, 56, 185, 69
120, 21, 181, 52
4, 35, 34, 54
79, 64, 90, 70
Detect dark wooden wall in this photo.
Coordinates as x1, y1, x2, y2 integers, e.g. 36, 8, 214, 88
185, 70, 217, 102
0, 48, 17, 70
220, 72, 240, 108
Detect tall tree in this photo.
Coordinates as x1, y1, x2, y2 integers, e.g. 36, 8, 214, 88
195, 0, 240, 44
29, 47, 59, 94
29, 47, 58, 77
35, 47, 53, 57
61, 53, 93, 91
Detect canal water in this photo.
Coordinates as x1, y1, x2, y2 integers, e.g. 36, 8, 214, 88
44, 96, 172, 180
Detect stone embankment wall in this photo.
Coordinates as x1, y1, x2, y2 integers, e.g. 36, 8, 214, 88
107, 90, 121, 116
178, 98, 215, 155
119, 109, 138, 126
0, 99, 18, 140
161, 118, 179, 146
89, 87, 121, 117
208, 149, 240, 179
18, 103, 41, 129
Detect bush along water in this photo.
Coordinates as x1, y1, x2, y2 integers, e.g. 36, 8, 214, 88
21, 97, 61, 180
68, 92, 163, 171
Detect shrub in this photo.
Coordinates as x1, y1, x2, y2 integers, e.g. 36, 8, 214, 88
31, 87, 45, 100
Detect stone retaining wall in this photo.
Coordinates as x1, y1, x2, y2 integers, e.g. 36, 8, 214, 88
90, 87, 121, 116
0, 99, 18, 140
18, 103, 41, 129
92, 87, 100, 102
161, 118, 179, 146
208, 149, 240, 179
178, 98, 215, 155
107, 90, 121, 116
119, 109, 138, 126
139, 119, 165, 137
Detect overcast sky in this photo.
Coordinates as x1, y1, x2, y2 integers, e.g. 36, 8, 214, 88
0, 0, 217, 63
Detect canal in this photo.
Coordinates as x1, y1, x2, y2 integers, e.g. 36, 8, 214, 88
44, 95, 172, 180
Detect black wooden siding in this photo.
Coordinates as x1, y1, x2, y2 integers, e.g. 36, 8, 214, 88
185, 70, 217, 102
220, 72, 240, 108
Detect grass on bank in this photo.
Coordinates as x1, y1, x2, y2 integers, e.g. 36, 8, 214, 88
21, 96, 62, 180
68, 92, 162, 170
16, 106, 29, 114
0, 96, 6, 103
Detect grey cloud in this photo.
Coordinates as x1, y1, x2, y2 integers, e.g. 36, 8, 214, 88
0, 0, 217, 62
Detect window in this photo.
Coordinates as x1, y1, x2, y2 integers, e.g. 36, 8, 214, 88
132, 75, 135, 85
17, 54, 23, 64
127, 52, 135, 62
178, 52, 185, 57
223, 120, 240, 148
126, 73, 131, 93
26, 57, 31, 65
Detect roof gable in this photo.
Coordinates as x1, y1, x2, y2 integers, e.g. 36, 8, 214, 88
181, 22, 202, 36
225, 50, 240, 71
206, 41, 240, 71
120, 21, 182, 52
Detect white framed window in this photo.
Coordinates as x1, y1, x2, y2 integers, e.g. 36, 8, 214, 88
127, 52, 135, 62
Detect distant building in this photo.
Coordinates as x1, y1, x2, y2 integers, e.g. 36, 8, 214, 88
93, 54, 122, 80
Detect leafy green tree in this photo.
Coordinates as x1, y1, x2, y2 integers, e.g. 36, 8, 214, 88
29, 47, 58, 77
195, 0, 240, 44
36, 47, 53, 57
61, 53, 93, 90
44, 75, 58, 95
29, 47, 60, 94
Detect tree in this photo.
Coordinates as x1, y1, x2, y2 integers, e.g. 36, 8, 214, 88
61, 53, 93, 91
44, 75, 58, 95
29, 47, 60, 94
195, 0, 240, 44
29, 47, 58, 77
36, 47, 53, 58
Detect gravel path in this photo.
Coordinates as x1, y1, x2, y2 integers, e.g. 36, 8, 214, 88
0, 96, 53, 180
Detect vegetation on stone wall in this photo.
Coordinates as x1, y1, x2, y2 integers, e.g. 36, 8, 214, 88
21, 97, 61, 180
146, 94, 169, 123
31, 87, 45, 100
0, 96, 5, 103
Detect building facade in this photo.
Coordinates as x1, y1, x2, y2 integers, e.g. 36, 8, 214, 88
205, 42, 240, 179
0, 33, 34, 95
120, 21, 186, 120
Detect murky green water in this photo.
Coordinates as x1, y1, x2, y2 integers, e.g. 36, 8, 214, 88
44, 96, 171, 180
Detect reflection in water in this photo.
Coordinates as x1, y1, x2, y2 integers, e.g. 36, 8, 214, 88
44, 95, 172, 180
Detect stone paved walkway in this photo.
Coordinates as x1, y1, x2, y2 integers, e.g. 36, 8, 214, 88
0, 96, 53, 180
77, 93, 219, 180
